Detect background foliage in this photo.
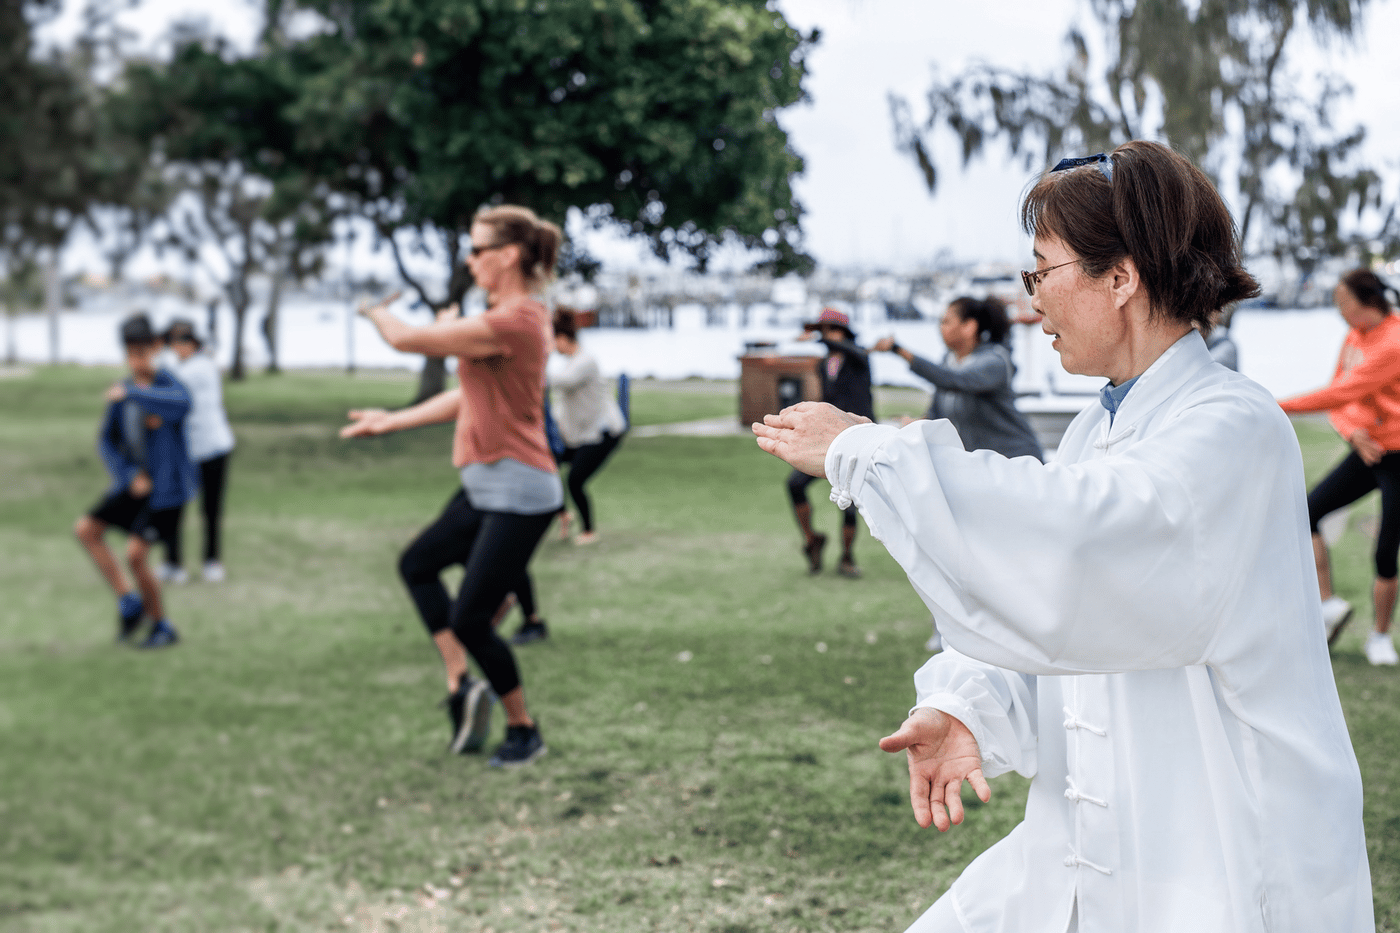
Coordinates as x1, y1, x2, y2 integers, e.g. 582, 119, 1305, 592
889, 0, 1398, 269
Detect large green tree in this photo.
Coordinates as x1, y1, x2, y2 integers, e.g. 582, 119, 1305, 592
275, 0, 815, 398
890, 0, 1394, 274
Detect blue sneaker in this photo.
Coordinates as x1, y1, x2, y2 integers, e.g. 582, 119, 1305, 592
117, 592, 144, 643
488, 724, 546, 767
138, 619, 180, 649
448, 677, 496, 754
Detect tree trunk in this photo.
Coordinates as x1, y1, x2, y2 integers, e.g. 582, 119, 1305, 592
44, 252, 60, 365
414, 355, 448, 402
262, 264, 285, 374
407, 233, 474, 404
230, 298, 250, 380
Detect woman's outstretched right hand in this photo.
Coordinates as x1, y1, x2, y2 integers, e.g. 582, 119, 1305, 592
340, 408, 394, 438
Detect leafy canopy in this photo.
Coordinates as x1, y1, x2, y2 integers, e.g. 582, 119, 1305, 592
890, 0, 1394, 266
280, 0, 815, 275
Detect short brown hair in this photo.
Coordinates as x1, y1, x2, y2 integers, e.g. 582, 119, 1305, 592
552, 307, 579, 341
473, 204, 563, 291
1339, 268, 1396, 315
1020, 140, 1259, 331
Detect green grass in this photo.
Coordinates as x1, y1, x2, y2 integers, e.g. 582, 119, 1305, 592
0, 366, 1394, 931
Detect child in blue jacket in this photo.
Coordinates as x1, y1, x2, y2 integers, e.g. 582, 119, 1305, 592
74, 314, 197, 647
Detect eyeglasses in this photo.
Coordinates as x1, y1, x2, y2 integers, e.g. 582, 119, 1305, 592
468, 242, 506, 257
1051, 152, 1113, 181
1021, 259, 1078, 296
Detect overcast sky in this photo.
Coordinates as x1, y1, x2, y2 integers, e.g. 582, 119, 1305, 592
39, 0, 1400, 276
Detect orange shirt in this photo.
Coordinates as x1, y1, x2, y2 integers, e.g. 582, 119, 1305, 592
1279, 313, 1400, 450
451, 298, 557, 473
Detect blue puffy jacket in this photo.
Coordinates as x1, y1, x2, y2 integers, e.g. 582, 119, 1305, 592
97, 370, 198, 511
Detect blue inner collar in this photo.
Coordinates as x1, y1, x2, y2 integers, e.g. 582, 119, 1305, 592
1099, 376, 1139, 425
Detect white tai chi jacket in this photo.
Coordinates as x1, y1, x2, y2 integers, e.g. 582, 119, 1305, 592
825, 332, 1372, 933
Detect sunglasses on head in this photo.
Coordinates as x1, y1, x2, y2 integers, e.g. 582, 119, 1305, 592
1050, 152, 1113, 182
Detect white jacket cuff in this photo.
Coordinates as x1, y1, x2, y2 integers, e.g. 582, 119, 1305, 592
911, 694, 1002, 772
824, 422, 899, 510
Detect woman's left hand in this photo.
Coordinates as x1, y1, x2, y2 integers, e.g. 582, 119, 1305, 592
753, 401, 871, 476
340, 408, 395, 438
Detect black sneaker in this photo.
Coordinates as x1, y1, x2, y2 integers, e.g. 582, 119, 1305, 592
509, 619, 549, 646
137, 619, 179, 649
116, 592, 144, 643
488, 724, 547, 767
449, 678, 496, 754
838, 558, 862, 579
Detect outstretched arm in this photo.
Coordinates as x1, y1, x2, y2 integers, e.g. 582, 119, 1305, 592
360, 292, 508, 359
752, 401, 871, 476
340, 388, 461, 438
879, 708, 991, 831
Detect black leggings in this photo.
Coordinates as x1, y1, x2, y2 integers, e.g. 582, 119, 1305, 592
163, 452, 230, 566
787, 468, 857, 527
1308, 450, 1400, 579
558, 432, 623, 532
398, 490, 553, 697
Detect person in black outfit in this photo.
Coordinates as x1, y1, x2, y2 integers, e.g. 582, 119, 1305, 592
787, 307, 875, 577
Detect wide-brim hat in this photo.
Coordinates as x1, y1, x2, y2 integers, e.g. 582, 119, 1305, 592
804, 307, 856, 340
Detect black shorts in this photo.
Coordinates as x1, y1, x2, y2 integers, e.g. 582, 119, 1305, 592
89, 491, 182, 546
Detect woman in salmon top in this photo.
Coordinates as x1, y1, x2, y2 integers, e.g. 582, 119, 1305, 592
1280, 268, 1400, 664
342, 205, 562, 766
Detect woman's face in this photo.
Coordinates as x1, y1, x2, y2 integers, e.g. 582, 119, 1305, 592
939, 306, 979, 355
554, 333, 577, 355
465, 222, 520, 293
171, 337, 198, 360
1335, 282, 1383, 330
1031, 235, 1129, 378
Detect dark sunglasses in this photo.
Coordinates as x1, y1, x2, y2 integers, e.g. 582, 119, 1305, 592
468, 242, 507, 257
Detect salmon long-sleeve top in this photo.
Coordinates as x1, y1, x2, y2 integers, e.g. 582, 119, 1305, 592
1279, 312, 1400, 450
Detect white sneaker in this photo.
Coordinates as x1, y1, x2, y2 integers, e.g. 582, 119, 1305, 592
202, 561, 226, 583
1365, 631, 1398, 666
156, 563, 188, 584
1321, 596, 1353, 645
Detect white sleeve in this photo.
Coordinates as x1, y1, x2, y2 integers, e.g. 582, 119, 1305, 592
825, 398, 1274, 676
913, 648, 1039, 779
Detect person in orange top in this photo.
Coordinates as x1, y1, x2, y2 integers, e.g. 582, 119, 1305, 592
1280, 268, 1400, 664
341, 205, 562, 765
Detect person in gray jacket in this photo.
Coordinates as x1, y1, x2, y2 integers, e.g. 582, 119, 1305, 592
874, 296, 1044, 462
875, 296, 1043, 653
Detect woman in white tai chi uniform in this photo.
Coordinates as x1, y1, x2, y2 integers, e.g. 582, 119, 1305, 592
754, 141, 1371, 933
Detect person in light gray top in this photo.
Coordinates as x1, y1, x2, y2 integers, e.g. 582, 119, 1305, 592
874, 296, 1044, 463
1203, 306, 1239, 371
547, 308, 627, 545
160, 318, 236, 583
